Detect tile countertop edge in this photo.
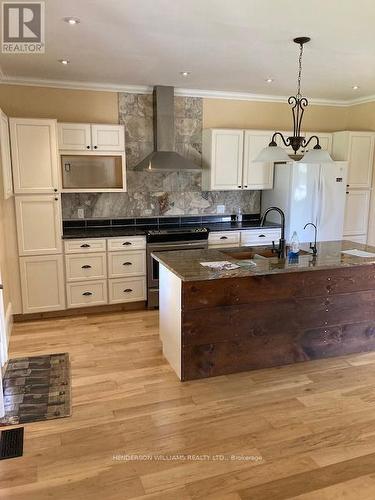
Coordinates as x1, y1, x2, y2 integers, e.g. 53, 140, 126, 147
151, 241, 375, 282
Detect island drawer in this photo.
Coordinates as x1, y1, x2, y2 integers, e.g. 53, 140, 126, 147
107, 250, 146, 278
107, 236, 146, 251
208, 231, 240, 247
108, 277, 146, 303
65, 252, 107, 282
241, 229, 281, 246
66, 279, 108, 308
64, 238, 106, 254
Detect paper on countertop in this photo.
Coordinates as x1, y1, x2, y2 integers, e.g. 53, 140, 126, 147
200, 261, 240, 271
341, 249, 375, 258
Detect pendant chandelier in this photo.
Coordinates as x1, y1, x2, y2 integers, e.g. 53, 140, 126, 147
256, 37, 333, 163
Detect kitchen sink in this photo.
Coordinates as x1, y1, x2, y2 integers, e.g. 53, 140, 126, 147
222, 246, 311, 260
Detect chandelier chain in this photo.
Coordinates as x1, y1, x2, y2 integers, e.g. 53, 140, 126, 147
296, 42, 303, 99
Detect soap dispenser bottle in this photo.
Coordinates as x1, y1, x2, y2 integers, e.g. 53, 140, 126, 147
288, 231, 300, 262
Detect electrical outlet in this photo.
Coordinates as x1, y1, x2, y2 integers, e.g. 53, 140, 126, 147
77, 208, 85, 219
217, 205, 225, 214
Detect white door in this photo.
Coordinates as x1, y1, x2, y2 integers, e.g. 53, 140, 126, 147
348, 134, 374, 189
318, 162, 348, 241
10, 118, 59, 194
19, 255, 65, 313
288, 163, 321, 242
243, 131, 274, 189
58, 123, 91, 151
344, 190, 371, 236
0, 110, 13, 199
211, 130, 243, 190
15, 195, 62, 255
91, 125, 125, 151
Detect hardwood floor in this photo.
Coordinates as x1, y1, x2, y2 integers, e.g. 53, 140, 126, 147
2, 310, 375, 499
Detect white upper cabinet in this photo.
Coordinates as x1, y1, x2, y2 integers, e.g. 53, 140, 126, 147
10, 118, 59, 194
303, 132, 332, 153
91, 124, 125, 151
58, 123, 91, 151
15, 194, 62, 256
202, 129, 243, 190
58, 123, 125, 152
332, 131, 375, 189
0, 109, 13, 199
243, 131, 274, 189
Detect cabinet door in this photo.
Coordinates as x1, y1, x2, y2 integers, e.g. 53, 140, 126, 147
0, 110, 13, 199
348, 134, 374, 188
91, 125, 125, 151
211, 130, 243, 190
15, 195, 62, 255
344, 190, 370, 236
243, 131, 274, 189
20, 255, 65, 313
58, 123, 91, 151
10, 118, 59, 194
303, 133, 332, 153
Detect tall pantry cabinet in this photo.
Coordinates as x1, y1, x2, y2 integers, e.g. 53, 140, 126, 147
10, 118, 65, 313
332, 131, 375, 244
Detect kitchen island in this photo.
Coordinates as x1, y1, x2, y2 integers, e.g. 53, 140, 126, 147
152, 241, 375, 380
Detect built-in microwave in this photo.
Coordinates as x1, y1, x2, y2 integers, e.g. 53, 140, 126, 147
61, 154, 125, 190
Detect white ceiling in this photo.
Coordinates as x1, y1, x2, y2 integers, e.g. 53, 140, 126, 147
1, 0, 375, 102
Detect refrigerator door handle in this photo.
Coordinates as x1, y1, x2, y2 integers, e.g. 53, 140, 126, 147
317, 175, 325, 227
313, 174, 320, 226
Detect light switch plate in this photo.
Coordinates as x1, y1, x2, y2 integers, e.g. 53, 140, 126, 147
77, 208, 85, 219
217, 205, 225, 214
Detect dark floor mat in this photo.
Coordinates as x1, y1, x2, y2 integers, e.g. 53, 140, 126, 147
0, 427, 24, 459
0, 353, 71, 426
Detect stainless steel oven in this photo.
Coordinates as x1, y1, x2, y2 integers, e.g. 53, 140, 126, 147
146, 228, 209, 308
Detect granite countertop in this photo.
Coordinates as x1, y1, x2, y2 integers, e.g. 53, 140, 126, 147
62, 221, 280, 239
151, 240, 375, 281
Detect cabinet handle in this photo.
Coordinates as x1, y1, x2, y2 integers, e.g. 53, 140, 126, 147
244, 185, 248, 188
258, 234, 266, 238
346, 191, 349, 194
82, 291, 93, 296
122, 242, 132, 246
86, 145, 90, 149
80, 244, 90, 248
94, 146, 98, 149
220, 236, 228, 240
54, 188, 58, 192
123, 262, 132, 266
124, 289, 133, 293
346, 184, 350, 188
54, 197, 59, 201
238, 185, 242, 188
81, 265, 92, 269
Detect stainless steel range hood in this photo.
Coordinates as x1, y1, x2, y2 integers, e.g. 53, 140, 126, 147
134, 86, 201, 171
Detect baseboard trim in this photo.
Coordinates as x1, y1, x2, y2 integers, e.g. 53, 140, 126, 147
13, 301, 146, 322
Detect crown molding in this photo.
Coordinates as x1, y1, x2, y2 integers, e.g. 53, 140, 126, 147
0, 75, 372, 107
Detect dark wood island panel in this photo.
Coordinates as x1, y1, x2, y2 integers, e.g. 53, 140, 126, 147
181, 265, 375, 380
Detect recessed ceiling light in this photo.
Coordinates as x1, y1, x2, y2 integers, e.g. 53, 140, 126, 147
63, 17, 80, 25
266, 78, 274, 83
352, 85, 360, 90
180, 71, 190, 77
58, 59, 70, 65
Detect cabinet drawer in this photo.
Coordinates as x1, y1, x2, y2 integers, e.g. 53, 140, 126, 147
241, 229, 281, 246
64, 238, 106, 254
65, 252, 107, 282
107, 236, 146, 251
108, 277, 146, 304
66, 280, 108, 308
208, 231, 240, 247
108, 250, 146, 278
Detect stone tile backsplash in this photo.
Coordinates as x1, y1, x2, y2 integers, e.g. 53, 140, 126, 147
62, 92, 260, 219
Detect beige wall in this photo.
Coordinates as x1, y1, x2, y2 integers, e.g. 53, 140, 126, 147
348, 102, 375, 131
0, 84, 119, 123
203, 98, 350, 132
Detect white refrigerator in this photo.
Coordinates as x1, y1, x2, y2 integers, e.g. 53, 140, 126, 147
262, 161, 348, 244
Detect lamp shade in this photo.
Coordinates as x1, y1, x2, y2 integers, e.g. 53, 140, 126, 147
254, 146, 290, 162
300, 148, 334, 163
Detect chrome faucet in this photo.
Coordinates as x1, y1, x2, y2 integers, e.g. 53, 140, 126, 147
304, 222, 318, 255
260, 206, 286, 258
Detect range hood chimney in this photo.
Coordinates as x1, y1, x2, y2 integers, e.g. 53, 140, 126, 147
134, 86, 201, 171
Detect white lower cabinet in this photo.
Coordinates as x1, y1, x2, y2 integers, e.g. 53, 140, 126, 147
20, 255, 65, 313
240, 228, 282, 247
108, 277, 147, 304
108, 250, 146, 278
65, 252, 107, 282
208, 231, 240, 247
66, 280, 108, 308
